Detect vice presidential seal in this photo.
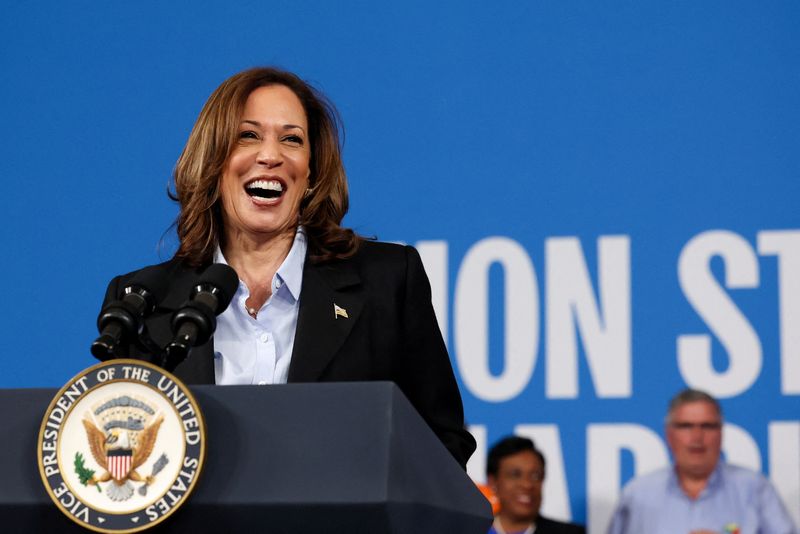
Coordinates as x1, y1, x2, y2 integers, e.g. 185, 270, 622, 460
37, 359, 205, 533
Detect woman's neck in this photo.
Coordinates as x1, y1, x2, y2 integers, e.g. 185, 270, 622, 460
222, 228, 296, 309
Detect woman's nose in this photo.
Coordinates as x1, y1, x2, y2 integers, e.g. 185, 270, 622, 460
256, 141, 282, 167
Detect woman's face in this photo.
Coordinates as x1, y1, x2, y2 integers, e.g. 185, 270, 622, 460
489, 450, 543, 524
220, 84, 311, 243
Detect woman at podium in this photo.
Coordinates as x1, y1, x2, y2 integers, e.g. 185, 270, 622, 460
100, 67, 476, 468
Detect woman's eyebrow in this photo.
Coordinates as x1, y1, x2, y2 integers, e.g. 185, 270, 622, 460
282, 124, 306, 133
239, 119, 305, 134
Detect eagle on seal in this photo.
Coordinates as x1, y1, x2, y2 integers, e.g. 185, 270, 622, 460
82, 414, 164, 501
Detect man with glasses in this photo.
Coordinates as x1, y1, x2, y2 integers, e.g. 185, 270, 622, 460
607, 389, 797, 534
486, 436, 585, 534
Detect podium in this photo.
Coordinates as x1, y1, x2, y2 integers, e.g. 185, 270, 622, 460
1, 382, 492, 533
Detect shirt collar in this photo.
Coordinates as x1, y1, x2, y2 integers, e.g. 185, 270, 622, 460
213, 227, 307, 302
276, 228, 307, 301
491, 517, 535, 534
705, 460, 724, 490
668, 460, 724, 498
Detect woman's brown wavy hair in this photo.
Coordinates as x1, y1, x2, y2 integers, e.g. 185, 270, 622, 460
170, 67, 360, 266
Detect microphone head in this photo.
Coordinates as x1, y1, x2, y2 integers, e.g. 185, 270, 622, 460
197, 263, 239, 314
123, 264, 171, 310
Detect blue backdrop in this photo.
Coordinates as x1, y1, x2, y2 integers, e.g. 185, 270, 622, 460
3, 2, 798, 532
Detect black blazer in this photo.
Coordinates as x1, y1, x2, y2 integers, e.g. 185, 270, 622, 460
535, 515, 586, 534
102, 241, 476, 468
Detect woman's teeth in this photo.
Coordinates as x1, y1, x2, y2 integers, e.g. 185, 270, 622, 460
245, 179, 284, 199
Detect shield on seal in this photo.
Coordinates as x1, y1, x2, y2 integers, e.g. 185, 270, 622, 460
107, 449, 133, 481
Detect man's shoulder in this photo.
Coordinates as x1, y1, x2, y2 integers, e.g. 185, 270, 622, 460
719, 461, 766, 482
620, 466, 673, 498
621, 462, 771, 500
536, 515, 586, 534
717, 462, 773, 494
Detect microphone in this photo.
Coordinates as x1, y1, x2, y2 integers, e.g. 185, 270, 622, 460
163, 264, 238, 371
91, 265, 169, 361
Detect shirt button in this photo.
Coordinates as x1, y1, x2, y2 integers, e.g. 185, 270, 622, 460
260, 333, 269, 343
275, 279, 282, 288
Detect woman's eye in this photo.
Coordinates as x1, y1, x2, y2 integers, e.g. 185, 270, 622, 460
283, 135, 304, 145
239, 130, 258, 140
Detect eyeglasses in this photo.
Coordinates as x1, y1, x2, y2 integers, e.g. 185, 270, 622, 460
670, 422, 721, 431
501, 468, 545, 483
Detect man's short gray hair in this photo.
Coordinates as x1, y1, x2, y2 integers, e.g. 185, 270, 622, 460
665, 388, 722, 424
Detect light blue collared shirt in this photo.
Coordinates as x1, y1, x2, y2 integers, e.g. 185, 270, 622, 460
212, 229, 307, 385
607, 462, 798, 534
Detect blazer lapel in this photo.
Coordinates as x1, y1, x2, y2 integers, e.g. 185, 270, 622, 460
288, 258, 363, 382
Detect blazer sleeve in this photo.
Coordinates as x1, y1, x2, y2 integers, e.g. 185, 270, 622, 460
394, 245, 477, 469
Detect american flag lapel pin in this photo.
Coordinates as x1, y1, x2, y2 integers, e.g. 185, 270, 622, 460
334, 303, 349, 319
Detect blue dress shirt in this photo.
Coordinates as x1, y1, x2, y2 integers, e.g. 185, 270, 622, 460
607, 462, 798, 534
212, 229, 307, 385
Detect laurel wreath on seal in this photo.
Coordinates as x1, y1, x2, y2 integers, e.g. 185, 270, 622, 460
74, 452, 101, 492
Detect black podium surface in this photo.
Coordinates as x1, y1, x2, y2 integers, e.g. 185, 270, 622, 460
1, 382, 492, 533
